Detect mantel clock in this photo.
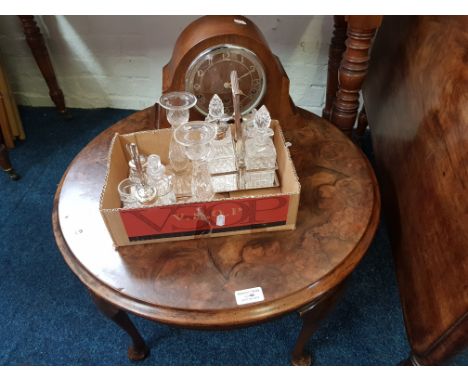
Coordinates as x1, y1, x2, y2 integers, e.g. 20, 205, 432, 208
162, 15, 296, 122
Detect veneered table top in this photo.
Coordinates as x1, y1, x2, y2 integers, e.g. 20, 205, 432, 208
53, 107, 380, 328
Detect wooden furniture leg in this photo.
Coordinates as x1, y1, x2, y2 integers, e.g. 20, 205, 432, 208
355, 105, 368, 135
331, 16, 382, 137
322, 16, 348, 121
291, 282, 345, 366
90, 292, 149, 361
0, 130, 20, 180
18, 16, 67, 115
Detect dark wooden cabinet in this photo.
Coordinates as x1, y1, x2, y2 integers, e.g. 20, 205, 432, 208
363, 15, 468, 365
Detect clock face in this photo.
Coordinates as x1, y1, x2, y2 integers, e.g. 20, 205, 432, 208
185, 44, 267, 116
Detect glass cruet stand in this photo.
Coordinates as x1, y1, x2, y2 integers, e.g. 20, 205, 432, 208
174, 121, 217, 201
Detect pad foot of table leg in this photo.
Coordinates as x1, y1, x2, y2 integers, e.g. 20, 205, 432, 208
5, 168, 21, 181
291, 352, 313, 366
128, 344, 150, 361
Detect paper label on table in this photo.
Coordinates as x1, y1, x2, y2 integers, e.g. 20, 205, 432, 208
235, 287, 264, 305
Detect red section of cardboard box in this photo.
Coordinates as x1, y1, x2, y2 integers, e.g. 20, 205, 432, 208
120, 195, 290, 239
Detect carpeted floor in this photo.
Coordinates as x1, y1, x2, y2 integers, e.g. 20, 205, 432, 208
0, 106, 466, 366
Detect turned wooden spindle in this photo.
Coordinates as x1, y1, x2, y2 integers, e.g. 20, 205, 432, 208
322, 16, 348, 121
331, 16, 382, 137
18, 16, 67, 115
355, 105, 368, 136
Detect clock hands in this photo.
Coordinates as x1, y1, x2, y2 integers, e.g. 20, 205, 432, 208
237, 70, 252, 81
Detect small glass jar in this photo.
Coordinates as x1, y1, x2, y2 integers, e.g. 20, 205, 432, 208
146, 154, 176, 205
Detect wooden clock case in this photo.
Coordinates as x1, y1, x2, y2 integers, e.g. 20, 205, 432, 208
162, 15, 296, 124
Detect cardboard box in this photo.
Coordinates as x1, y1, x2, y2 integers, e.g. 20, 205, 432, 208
99, 120, 300, 246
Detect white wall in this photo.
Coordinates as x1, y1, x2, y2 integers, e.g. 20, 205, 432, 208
0, 15, 332, 115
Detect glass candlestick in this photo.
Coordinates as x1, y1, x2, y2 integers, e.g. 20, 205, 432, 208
159, 91, 197, 196
174, 121, 217, 201
159, 91, 197, 173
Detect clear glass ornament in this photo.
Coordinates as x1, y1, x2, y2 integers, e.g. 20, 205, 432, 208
205, 94, 237, 175
174, 121, 217, 201
211, 173, 238, 193
118, 178, 140, 208
126, 143, 157, 205
242, 108, 257, 139
146, 154, 176, 205
244, 105, 276, 188
206, 94, 224, 121
128, 154, 147, 184
159, 91, 197, 174
159, 91, 196, 197
245, 106, 276, 170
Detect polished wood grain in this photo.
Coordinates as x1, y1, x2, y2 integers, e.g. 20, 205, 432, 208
18, 16, 67, 115
52, 105, 380, 363
363, 15, 468, 365
331, 16, 382, 137
162, 15, 296, 124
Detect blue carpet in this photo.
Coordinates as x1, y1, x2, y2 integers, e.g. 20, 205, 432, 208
0, 106, 466, 366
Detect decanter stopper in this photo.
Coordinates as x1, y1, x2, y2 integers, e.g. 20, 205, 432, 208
254, 105, 272, 132
207, 94, 224, 120
207, 94, 230, 140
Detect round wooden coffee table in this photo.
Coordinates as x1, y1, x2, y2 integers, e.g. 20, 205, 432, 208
52, 106, 380, 365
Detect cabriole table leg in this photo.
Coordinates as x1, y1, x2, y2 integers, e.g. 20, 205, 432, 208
90, 292, 149, 361
291, 282, 345, 366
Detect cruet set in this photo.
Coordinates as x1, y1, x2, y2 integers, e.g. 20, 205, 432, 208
117, 70, 278, 209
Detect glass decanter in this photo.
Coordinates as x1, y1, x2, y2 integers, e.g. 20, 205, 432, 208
174, 121, 217, 201
206, 94, 237, 176
146, 154, 177, 206
241, 108, 257, 139
244, 105, 277, 188
159, 91, 197, 196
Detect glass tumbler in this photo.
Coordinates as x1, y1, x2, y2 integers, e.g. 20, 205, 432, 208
118, 178, 140, 208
